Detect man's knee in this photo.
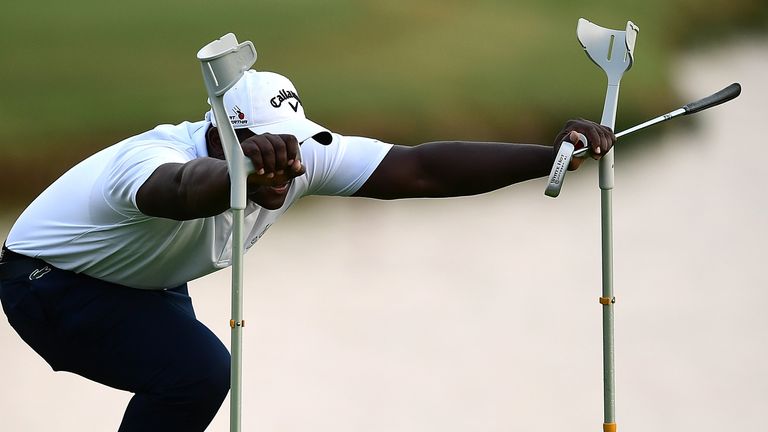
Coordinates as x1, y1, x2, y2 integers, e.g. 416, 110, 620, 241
120, 350, 231, 432
182, 344, 231, 409
151, 339, 231, 409
193, 351, 231, 406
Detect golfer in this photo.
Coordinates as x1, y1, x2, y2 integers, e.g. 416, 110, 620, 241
0, 70, 614, 431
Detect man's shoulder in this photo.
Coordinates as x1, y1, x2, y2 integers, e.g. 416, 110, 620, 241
301, 133, 391, 164
305, 133, 391, 152
331, 133, 386, 145
125, 121, 206, 146
116, 121, 209, 160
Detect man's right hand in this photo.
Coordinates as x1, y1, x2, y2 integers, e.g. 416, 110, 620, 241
242, 134, 306, 188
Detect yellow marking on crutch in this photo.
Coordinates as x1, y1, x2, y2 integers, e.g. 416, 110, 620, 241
229, 320, 246, 328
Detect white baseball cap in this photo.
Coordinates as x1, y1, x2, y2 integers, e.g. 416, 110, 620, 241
205, 70, 332, 145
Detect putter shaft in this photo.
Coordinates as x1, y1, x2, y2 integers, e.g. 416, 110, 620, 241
571, 109, 684, 157
573, 82, 741, 157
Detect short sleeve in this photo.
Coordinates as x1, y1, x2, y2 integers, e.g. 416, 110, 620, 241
301, 134, 393, 197
103, 140, 194, 216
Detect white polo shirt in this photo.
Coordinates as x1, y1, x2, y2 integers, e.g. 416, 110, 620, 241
6, 121, 392, 289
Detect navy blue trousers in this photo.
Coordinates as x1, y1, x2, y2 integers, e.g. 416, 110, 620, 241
0, 252, 230, 431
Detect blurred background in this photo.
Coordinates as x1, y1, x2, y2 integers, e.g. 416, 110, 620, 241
1, 1, 767, 431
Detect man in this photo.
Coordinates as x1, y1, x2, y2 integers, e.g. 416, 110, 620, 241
0, 70, 613, 431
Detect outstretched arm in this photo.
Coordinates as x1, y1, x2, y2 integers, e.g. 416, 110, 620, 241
353, 119, 614, 200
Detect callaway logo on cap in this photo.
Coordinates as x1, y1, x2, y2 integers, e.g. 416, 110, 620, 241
205, 70, 332, 145
271, 90, 301, 112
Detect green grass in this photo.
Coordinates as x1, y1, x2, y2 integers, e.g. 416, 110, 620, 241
0, 0, 765, 174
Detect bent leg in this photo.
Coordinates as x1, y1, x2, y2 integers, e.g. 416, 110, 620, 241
1, 268, 230, 432
113, 302, 231, 432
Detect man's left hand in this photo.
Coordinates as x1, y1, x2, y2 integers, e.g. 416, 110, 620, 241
553, 119, 616, 170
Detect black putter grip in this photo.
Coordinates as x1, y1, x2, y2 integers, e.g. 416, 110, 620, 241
682, 83, 741, 115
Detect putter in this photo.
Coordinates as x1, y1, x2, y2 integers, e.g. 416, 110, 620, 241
197, 33, 257, 432
574, 18, 638, 432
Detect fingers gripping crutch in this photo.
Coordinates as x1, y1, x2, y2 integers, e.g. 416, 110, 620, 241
197, 33, 257, 432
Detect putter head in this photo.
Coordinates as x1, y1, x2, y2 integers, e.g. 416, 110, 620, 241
545, 142, 574, 198
577, 19, 639, 85
197, 33, 257, 97
545, 133, 587, 198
